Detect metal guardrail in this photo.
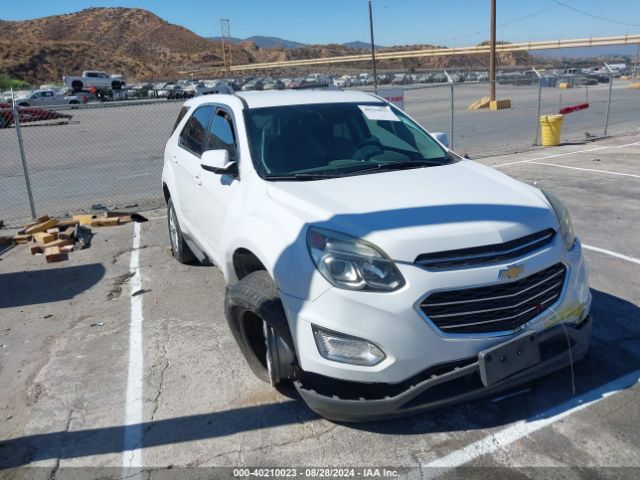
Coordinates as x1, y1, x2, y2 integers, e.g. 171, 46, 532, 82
213, 35, 640, 73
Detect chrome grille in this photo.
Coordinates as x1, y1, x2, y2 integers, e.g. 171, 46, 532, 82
420, 263, 566, 334
415, 229, 555, 270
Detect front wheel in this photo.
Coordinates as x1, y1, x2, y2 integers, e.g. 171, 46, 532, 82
225, 271, 297, 385
167, 197, 195, 264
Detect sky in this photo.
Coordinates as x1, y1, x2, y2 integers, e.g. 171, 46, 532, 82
2, 0, 640, 47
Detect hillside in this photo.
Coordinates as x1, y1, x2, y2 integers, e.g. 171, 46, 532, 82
0, 7, 534, 85
0, 7, 250, 84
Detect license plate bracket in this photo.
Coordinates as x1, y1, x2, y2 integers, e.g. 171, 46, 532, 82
479, 331, 540, 387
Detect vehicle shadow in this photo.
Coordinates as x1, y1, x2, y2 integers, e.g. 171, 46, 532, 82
1, 290, 637, 467
0, 263, 106, 308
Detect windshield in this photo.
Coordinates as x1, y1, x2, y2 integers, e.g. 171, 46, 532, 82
244, 102, 452, 180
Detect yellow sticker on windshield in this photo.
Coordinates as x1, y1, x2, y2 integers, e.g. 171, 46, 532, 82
358, 105, 400, 122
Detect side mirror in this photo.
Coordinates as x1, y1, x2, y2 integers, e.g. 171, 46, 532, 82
432, 132, 449, 148
201, 149, 236, 175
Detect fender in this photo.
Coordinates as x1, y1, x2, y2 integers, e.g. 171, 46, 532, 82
223, 214, 331, 302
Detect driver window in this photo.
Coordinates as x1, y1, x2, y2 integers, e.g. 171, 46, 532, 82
206, 110, 237, 162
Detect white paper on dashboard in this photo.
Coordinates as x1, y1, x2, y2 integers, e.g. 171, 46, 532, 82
358, 105, 400, 122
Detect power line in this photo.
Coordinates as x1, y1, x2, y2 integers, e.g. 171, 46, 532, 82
549, 0, 640, 27
431, 4, 561, 45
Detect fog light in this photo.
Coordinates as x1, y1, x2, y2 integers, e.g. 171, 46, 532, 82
312, 325, 385, 366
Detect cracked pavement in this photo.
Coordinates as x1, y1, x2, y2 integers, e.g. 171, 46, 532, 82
1, 134, 640, 478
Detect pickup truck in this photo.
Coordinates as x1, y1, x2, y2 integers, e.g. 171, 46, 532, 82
14, 89, 88, 107
63, 71, 126, 92
162, 90, 591, 422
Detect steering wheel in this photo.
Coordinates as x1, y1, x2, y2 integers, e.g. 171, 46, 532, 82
353, 139, 385, 161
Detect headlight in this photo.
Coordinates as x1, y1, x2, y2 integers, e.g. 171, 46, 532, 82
306, 227, 405, 291
542, 190, 576, 250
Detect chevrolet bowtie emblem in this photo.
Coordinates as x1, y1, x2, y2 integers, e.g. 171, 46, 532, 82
499, 264, 525, 280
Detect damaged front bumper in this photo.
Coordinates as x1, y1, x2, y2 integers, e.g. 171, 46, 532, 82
295, 317, 591, 422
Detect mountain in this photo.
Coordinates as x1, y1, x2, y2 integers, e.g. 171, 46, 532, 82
209, 35, 305, 49
0, 7, 534, 85
0, 7, 252, 84
208, 36, 382, 50
342, 41, 383, 50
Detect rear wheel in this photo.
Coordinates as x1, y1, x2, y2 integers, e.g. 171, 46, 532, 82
167, 197, 195, 264
225, 271, 297, 385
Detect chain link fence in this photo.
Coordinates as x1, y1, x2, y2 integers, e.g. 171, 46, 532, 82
1, 67, 639, 225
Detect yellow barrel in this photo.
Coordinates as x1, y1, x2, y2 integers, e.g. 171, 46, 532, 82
540, 114, 564, 146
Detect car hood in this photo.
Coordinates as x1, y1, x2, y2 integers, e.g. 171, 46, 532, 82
265, 160, 557, 262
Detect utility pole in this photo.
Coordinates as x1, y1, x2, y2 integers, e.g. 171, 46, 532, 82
634, 43, 640, 81
369, 0, 378, 93
220, 19, 232, 75
489, 0, 496, 101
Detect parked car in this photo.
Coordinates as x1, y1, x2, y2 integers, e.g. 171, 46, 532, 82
161, 90, 592, 422
241, 79, 264, 91
391, 74, 411, 85
263, 79, 285, 90
63, 70, 126, 92
334, 75, 353, 88
14, 89, 88, 107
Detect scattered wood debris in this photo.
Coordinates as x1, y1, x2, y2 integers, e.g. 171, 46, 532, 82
1, 212, 147, 263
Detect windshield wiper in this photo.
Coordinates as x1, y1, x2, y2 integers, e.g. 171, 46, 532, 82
265, 172, 344, 181
343, 159, 447, 175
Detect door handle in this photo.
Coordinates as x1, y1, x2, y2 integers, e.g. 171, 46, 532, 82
194, 174, 202, 186
172, 155, 178, 165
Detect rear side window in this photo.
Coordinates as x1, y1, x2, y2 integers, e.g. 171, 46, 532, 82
172, 106, 189, 134
179, 105, 213, 156
206, 111, 237, 161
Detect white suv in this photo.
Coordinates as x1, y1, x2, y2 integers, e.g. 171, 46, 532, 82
162, 90, 591, 422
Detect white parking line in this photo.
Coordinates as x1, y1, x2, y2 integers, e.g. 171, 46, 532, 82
422, 369, 640, 473
583, 244, 640, 265
122, 222, 144, 478
527, 162, 640, 179
494, 140, 640, 168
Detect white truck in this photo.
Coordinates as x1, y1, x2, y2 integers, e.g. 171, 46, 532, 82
162, 90, 591, 422
63, 71, 126, 92
14, 89, 88, 107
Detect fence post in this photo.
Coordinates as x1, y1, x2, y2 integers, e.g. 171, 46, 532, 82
444, 70, 454, 149
532, 67, 542, 146
604, 63, 614, 136
13, 104, 37, 219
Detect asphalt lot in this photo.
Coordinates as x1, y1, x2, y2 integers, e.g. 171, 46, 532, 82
1, 80, 638, 224
1, 133, 639, 478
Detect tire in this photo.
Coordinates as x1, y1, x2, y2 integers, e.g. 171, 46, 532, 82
167, 197, 196, 264
225, 271, 297, 385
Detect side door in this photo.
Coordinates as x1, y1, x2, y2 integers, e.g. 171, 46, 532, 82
172, 104, 214, 241
30, 91, 44, 106
194, 107, 240, 263
42, 91, 55, 106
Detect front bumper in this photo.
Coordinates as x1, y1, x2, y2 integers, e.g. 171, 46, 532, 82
282, 237, 590, 385
295, 317, 591, 422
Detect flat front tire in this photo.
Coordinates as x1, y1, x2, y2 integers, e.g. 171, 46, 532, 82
167, 197, 195, 264
225, 271, 296, 385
